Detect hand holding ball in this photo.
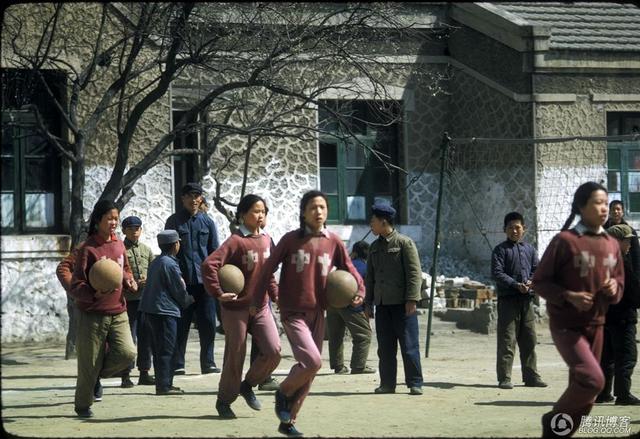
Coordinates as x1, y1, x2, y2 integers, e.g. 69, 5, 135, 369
89, 258, 123, 293
219, 264, 245, 296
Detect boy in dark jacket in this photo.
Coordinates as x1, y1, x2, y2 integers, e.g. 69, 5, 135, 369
597, 224, 640, 405
140, 230, 194, 395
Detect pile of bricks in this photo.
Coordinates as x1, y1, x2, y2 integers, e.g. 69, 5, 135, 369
439, 278, 495, 309
419, 274, 496, 310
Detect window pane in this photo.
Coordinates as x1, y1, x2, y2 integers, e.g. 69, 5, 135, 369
622, 116, 640, 135
607, 171, 620, 192
607, 149, 621, 169
629, 192, 640, 213
320, 169, 338, 194
1, 193, 14, 227
346, 196, 366, 221
2, 126, 14, 156
630, 151, 640, 170
629, 172, 640, 192
326, 194, 340, 221
25, 158, 54, 191
24, 133, 48, 156
372, 168, 392, 193
345, 145, 365, 167
25, 192, 55, 228
319, 142, 337, 167
609, 192, 622, 203
345, 169, 365, 194
2, 158, 14, 190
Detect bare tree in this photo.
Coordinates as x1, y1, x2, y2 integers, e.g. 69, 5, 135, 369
2, 2, 451, 243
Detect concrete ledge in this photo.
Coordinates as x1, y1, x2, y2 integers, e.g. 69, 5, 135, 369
591, 93, 640, 102
1, 234, 71, 259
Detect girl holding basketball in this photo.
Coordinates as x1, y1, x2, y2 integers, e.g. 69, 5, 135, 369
254, 190, 364, 436
202, 194, 281, 419
533, 182, 624, 437
70, 199, 137, 418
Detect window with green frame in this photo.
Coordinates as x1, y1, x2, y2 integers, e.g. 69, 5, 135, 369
607, 112, 640, 212
318, 100, 401, 224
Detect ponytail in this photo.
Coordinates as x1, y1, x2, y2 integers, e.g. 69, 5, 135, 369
561, 212, 576, 231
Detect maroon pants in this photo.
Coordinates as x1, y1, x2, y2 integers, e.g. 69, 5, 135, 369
218, 305, 281, 404
279, 308, 324, 422
543, 325, 604, 437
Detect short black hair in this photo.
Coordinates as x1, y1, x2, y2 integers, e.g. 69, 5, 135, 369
610, 200, 624, 210
503, 211, 524, 230
159, 242, 176, 253
351, 241, 370, 259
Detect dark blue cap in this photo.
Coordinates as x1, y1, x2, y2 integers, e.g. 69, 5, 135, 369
371, 202, 396, 218
122, 216, 142, 228
157, 230, 180, 245
181, 182, 204, 195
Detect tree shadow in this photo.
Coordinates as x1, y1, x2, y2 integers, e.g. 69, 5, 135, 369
425, 381, 498, 389
310, 390, 378, 396
3, 401, 73, 409
475, 400, 554, 407
1, 358, 30, 366
2, 386, 74, 392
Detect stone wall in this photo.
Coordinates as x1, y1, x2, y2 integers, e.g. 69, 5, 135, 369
535, 98, 640, 252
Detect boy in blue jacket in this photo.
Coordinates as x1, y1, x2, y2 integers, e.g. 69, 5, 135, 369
140, 230, 194, 395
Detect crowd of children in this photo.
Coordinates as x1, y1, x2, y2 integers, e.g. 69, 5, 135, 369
57, 181, 638, 437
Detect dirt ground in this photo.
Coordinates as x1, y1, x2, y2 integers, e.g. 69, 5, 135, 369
2, 313, 639, 438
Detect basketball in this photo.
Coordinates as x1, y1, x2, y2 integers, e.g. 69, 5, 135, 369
88, 258, 123, 292
219, 264, 245, 296
326, 269, 358, 308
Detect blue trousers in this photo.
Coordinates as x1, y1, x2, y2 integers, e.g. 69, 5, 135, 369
125, 300, 153, 373
172, 284, 217, 372
375, 304, 423, 389
146, 313, 178, 391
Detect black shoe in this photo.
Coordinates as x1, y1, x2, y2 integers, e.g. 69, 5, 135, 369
74, 407, 93, 418
374, 386, 395, 394
174, 368, 186, 375
121, 376, 135, 388
595, 393, 614, 403
93, 380, 103, 402
216, 399, 236, 419
615, 394, 640, 405
278, 422, 303, 437
524, 379, 548, 388
216, 325, 225, 335
137, 372, 156, 386
156, 388, 184, 395
334, 365, 349, 374
201, 365, 221, 374
240, 380, 262, 410
351, 366, 376, 375
170, 385, 183, 392
258, 377, 280, 391
498, 380, 513, 389
274, 390, 292, 423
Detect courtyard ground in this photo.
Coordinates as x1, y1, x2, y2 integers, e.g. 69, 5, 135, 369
1, 313, 638, 438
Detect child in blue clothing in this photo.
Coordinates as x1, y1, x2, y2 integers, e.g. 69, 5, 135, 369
139, 230, 194, 395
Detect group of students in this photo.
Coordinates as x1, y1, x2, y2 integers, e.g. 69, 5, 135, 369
58, 184, 424, 437
491, 182, 639, 438
58, 179, 637, 437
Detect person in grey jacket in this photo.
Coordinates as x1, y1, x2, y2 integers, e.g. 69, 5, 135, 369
140, 230, 194, 396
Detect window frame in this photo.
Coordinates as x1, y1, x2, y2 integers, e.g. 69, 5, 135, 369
606, 111, 640, 216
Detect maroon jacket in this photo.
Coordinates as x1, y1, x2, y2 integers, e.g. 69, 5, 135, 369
254, 228, 364, 312
202, 228, 278, 310
70, 233, 133, 315
533, 224, 624, 330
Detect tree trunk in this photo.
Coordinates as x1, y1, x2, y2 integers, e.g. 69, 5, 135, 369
69, 139, 86, 247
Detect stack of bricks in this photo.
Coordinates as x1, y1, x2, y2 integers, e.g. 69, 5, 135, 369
443, 279, 495, 309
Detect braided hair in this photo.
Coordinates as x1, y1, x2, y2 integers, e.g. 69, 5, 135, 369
561, 182, 608, 231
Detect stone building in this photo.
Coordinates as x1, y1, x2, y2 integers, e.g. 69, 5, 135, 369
2, 2, 639, 341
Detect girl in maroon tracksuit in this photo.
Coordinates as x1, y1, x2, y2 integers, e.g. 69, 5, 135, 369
255, 190, 364, 437
201, 194, 280, 419
533, 182, 624, 438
